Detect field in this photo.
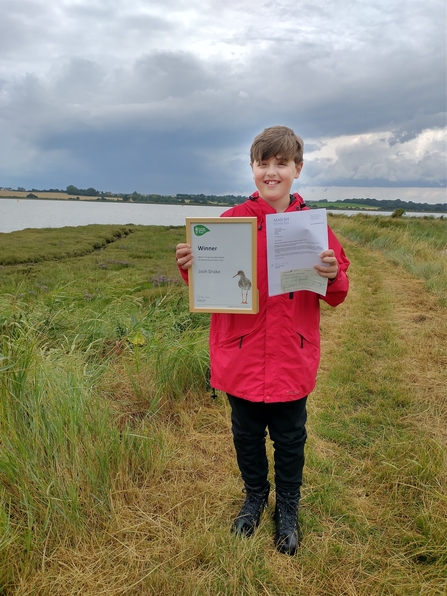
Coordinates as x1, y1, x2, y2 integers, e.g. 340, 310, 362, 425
0, 191, 102, 200
0, 216, 446, 595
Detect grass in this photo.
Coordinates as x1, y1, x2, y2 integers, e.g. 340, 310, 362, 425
0, 219, 446, 594
328, 213, 447, 305
0, 225, 137, 265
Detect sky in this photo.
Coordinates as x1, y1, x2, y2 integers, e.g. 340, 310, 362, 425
0, 0, 446, 204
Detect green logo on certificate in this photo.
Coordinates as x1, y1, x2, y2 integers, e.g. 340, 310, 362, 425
194, 225, 210, 236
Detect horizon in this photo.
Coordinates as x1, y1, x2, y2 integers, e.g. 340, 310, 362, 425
0, 186, 445, 208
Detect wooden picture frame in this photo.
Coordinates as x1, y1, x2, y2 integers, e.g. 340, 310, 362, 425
185, 217, 258, 314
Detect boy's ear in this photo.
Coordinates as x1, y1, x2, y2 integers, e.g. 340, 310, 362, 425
295, 161, 304, 178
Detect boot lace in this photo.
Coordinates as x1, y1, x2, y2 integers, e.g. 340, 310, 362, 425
238, 489, 268, 520
276, 493, 299, 534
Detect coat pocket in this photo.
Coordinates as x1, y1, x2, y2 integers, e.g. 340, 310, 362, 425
296, 332, 305, 349
219, 329, 256, 350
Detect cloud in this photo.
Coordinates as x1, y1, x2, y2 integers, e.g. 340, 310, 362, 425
0, 0, 445, 198
302, 129, 446, 187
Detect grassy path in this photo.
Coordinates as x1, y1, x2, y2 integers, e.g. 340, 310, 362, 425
2, 228, 446, 595
301, 239, 447, 595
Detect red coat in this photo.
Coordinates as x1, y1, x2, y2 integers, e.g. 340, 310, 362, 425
181, 193, 350, 403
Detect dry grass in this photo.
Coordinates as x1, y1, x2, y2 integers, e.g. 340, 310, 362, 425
308, 236, 447, 595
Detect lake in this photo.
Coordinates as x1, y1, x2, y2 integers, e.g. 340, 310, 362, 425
0, 198, 443, 234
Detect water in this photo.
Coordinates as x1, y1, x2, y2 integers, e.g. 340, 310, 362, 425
0, 199, 228, 233
0, 198, 443, 234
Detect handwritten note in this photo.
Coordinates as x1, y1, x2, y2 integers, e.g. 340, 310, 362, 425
266, 209, 329, 296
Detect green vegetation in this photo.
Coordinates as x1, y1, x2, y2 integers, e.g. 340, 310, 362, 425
328, 213, 447, 306
308, 197, 447, 213
175, 193, 247, 205
0, 226, 136, 266
391, 208, 406, 217
62, 188, 246, 205
308, 200, 379, 210
0, 219, 445, 594
119, 192, 247, 205
66, 185, 100, 197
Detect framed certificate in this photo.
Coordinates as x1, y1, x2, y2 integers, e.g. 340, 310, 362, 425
186, 217, 258, 314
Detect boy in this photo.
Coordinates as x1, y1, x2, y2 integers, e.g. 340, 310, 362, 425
176, 126, 349, 555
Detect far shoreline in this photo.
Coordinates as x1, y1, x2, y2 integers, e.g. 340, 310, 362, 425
0, 193, 445, 214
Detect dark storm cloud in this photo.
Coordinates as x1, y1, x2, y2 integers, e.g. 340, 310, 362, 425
31, 126, 249, 195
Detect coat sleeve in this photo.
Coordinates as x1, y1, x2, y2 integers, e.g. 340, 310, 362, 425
178, 264, 189, 285
321, 226, 350, 307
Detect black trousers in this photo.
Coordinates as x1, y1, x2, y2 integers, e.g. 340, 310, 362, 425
227, 394, 308, 495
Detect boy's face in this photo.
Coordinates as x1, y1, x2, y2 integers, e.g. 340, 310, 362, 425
251, 155, 303, 212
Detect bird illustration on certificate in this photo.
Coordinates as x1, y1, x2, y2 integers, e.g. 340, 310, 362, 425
233, 270, 252, 304
186, 217, 258, 314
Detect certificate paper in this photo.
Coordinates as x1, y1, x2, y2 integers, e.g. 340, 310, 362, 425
186, 217, 258, 313
266, 209, 328, 296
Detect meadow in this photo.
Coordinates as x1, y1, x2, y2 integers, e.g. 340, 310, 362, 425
0, 215, 446, 595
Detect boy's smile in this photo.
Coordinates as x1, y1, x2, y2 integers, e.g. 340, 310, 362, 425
251, 156, 303, 212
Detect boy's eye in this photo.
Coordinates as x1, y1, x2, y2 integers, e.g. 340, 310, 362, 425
257, 159, 289, 166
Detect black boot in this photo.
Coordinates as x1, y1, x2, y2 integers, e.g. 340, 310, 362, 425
274, 491, 300, 555
232, 483, 270, 537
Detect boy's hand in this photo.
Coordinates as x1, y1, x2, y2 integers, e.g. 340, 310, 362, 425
314, 249, 338, 280
175, 243, 193, 269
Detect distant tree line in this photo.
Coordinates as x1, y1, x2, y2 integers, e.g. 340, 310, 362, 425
8, 184, 445, 212
66, 185, 100, 197
120, 192, 246, 205
175, 194, 246, 205
30, 188, 65, 193
121, 192, 176, 203
308, 197, 446, 213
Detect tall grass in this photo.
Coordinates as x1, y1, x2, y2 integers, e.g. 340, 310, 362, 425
0, 226, 211, 590
328, 214, 447, 305
0, 310, 166, 588
0, 220, 445, 594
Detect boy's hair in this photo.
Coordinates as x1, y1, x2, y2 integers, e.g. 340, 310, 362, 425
250, 126, 304, 165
